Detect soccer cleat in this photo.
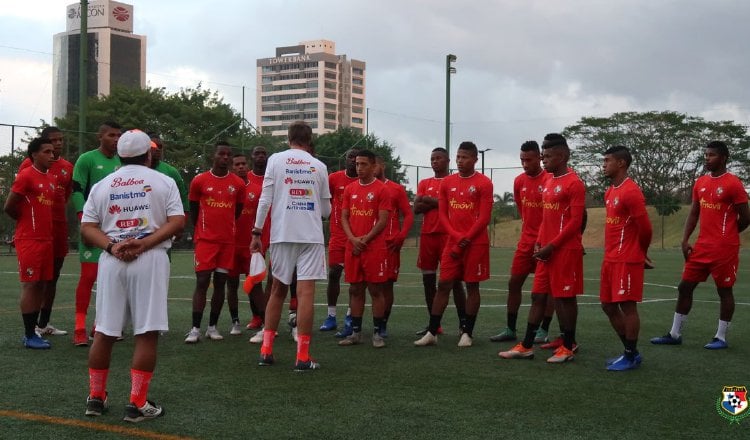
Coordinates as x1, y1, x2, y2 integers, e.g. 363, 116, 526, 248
414, 332, 437, 346
606, 353, 642, 366
379, 328, 389, 338
205, 326, 224, 341
338, 332, 362, 346
540, 336, 563, 350
606, 355, 640, 371
123, 400, 164, 423
246, 315, 263, 330
184, 327, 201, 344
489, 327, 517, 342
23, 335, 51, 350
415, 326, 444, 336
36, 324, 68, 336
458, 333, 473, 347
650, 333, 682, 345
230, 322, 243, 336
334, 321, 353, 338
704, 337, 728, 350
249, 330, 264, 344
73, 328, 89, 347
85, 394, 109, 416
288, 312, 297, 330
291, 327, 298, 342
534, 328, 549, 344
319, 315, 337, 331
258, 353, 275, 366
372, 333, 386, 348
294, 359, 320, 372
547, 345, 575, 363
498, 343, 535, 359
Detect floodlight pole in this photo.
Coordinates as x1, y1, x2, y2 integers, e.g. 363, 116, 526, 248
479, 148, 492, 174
78, 0, 88, 156
445, 54, 457, 158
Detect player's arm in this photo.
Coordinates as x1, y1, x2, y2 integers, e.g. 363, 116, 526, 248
735, 202, 750, 233
438, 184, 461, 240
189, 201, 199, 228
172, 170, 190, 214
3, 192, 23, 220
395, 189, 414, 244
460, 179, 494, 245
319, 172, 332, 219
363, 209, 389, 244
131, 215, 185, 255
513, 178, 522, 220
71, 154, 91, 216
681, 199, 700, 260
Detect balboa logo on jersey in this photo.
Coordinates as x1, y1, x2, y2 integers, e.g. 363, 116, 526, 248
716, 385, 749, 424
110, 177, 145, 188
115, 217, 148, 229
287, 201, 315, 211
287, 158, 311, 166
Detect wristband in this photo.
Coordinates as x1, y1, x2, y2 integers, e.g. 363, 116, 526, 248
105, 242, 115, 255
252, 229, 262, 236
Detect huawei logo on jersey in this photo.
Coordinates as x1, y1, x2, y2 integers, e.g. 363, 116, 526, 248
109, 205, 122, 214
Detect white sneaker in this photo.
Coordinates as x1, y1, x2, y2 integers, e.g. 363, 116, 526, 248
414, 332, 438, 346
372, 333, 386, 348
184, 327, 200, 344
458, 333, 473, 347
249, 329, 264, 344
36, 324, 68, 336
230, 322, 243, 335
205, 326, 224, 341
291, 327, 298, 342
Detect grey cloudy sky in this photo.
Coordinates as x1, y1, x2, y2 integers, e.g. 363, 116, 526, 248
1, 0, 749, 192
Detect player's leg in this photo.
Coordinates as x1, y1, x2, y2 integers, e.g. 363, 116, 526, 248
651, 279, 697, 345
490, 273, 527, 342
321, 263, 344, 331
705, 286, 734, 349
37, 256, 66, 335
206, 270, 228, 339
226, 274, 242, 334
339, 282, 366, 346
21, 280, 49, 348
414, 278, 453, 346
294, 279, 317, 367
74, 261, 99, 345
498, 292, 546, 359
369, 281, 387, 347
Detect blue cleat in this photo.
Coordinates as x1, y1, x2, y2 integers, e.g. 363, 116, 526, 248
335, 315, 353, 338
606, 352, 642, 366
606, 355, 640, 371
23, 335, 51, 349
704, 338, 728, 350
319, 315, 337, 331
650, 333, 682, 345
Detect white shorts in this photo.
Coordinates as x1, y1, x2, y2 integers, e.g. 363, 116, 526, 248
269, 242, 327, 285
95, 249, 170, 337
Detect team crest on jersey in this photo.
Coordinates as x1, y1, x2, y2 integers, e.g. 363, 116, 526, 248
613, 197, 619, 206
716, 187, 724, 196
366, 192, 375, 201
228, 185, 236, 194
310, 167, 316, 173
716, 385, 749, 424
554, 185, 562, 194
248, 192, 256, 201
61, 169, 68, 176
468, 185, 476, 194
538, 185, 543, 193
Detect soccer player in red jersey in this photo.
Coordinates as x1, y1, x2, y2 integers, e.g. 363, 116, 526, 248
499, 133, 585, 363
414, 147, 466, 336
339, 150, 391, 348
651, 141, 750, 349
184, 142, 246, 343
4, 137, 56, 349
490, 140, 550, 343
600, 146, 652, 371
320, 148, 360, 334
18, 127, 73, 337
375, 156, 414, 336
414, 141, 494, 348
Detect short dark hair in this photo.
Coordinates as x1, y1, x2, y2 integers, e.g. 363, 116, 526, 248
604, 145, 632, 168
215, 140, 232, 149
288, 121, 313, 146
541, 133, 568, 152
356, 149, 377, 162
40, 126, 62, 138
27, 137, 51, 158
520, 140, 539, 153
99, 121, 122, 133
706, 141, 729, 158
458, 141, 478, 157
431, 147, 448, 156
233, 153, 247, 159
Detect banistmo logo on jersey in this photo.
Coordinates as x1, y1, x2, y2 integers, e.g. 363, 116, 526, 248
716, 385, 749, 424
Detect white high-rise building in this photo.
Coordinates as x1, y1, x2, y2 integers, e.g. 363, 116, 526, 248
256, 40, 366, 136
52, 0, 146, 119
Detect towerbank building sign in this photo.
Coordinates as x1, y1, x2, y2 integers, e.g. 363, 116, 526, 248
66, 0, 134, 33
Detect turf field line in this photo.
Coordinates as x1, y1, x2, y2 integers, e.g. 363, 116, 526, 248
0, 409, 194, 440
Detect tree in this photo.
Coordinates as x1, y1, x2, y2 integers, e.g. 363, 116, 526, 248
313, 127, 407, 185
564, 111, 750, 216
49, 85, 285, 182
492, 191, 517, 220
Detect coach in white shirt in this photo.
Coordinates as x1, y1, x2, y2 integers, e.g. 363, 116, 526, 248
81, 129, 184, 422
251, 120, 331, 371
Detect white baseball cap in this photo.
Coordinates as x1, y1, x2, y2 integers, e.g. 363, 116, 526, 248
117, 129, 151, 158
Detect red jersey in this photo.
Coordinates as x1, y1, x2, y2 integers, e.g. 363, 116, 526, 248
342, 178, 390, 247
245, 171, 271, 246
604, 178, 652, 263
417, 176, 444, 234
329, 170, 358, 238
514, 170, 549, 244
538, 171, 585, 250
11, 166, 56, 240
189, 171, 246, 244
20, 157, 73, 222
438, 172, 494, 245
693, 172, 749, 247
383, 179, 413, 240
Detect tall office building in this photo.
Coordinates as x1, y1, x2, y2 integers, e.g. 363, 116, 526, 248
52, 0, 146, 119
256, 40, 366, 136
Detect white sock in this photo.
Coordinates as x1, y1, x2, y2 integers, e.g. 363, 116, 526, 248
327, 306, 336, 317
715, 320, 730, 341
670, 313, 687, 338
346, 308, 352, 317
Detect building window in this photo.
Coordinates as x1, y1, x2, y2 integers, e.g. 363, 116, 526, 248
325, 62, 337, 69
352, 117, 363, 124
353, 68, 364, 75
352, 98, 363, 105
324, 92, 336, 99
352, 107, 363, 114
325, 112, 337, 120
325, 81, 337, 90
325, 103, 336, 110
352, 78, 363, 85
325, 72, 337, 80
324, 122, 337, 130
352, 87, 363, 94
